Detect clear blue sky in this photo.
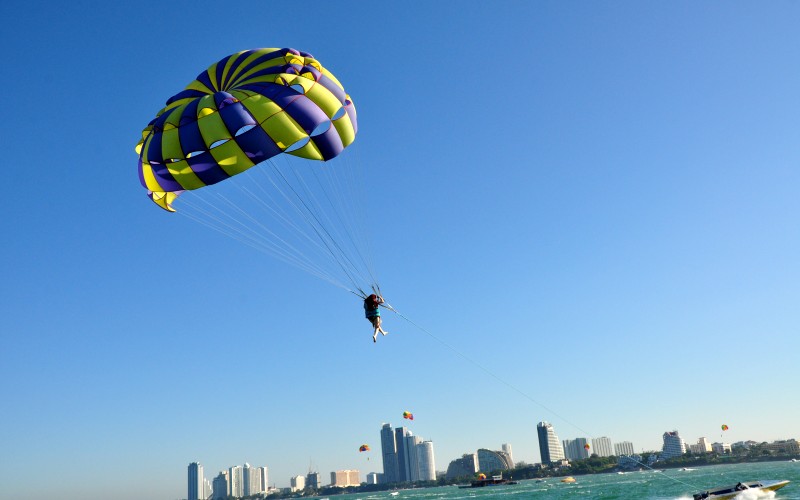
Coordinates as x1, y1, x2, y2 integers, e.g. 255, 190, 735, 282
1, 1, 798, 499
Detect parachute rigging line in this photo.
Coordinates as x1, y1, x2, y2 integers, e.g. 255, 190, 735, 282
382, 303, 702, 490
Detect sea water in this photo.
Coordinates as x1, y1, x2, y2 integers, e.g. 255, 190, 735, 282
311, 461, 800, 499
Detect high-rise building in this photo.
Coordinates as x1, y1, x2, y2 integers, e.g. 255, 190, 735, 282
188, 462, 204, 500
697, 437, 712, 453
614, 441, 635, 456
405, 434, 422, 481
290, 475, 305, 492
243, 463, 257, 496
330, 470, 360, 487
502, 443, 513, 462
395, 427, 411, 482
537, 421, 565, 463
211, 471, 228, 500
416, 441, 436, 481
203, 478, 212, 499
380, 423, 400, 484
591, 437, 614, 457
661, 431, 686, 459
228, 465, 243, 498
257, 466, 269, 492
562, 438, 590, 460
306, 471, 321, 490
366, 472, 381, 484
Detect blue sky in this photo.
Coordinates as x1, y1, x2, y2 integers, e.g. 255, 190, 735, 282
1, 1, 798, 499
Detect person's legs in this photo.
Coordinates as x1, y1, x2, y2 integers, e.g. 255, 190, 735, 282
377, 316, 389, 335
371, 317, 379, 342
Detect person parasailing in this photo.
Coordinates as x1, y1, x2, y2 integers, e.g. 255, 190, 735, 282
364, 293, 389, 343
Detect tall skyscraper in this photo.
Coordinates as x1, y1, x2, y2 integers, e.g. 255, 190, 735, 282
306, 471, 320, 490
614, 441, 635, 456
537, 421, 565, 463
405, 434, 422, 481
228, 465, 243, 498
188, 462, 204, 500
697, 437, 712, 453
258, 466, 269, 492
591, 437, 614, 457
502, 443, 513, 462
243, 463, 256, 496
395, 426, 411, 482
211, 471, 229, 500
416, 441, 436, 481
562, 438, 590, 460
380, 423, 400, 483
662, 431, 686, 459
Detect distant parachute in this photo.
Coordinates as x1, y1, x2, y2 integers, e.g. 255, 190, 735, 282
721, 424, 729, 431
359, 444, 370, 452
477, 473, 486, 480
403, 411, 414, 421
584, 443, 591, 451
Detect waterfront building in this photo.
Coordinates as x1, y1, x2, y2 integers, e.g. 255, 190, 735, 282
380, 423, 400, 484
661, 431, 686, 459
203, 478, 212, 499
228, 465, 243, 497
445, 453, 478, 480
395, 426, 411, 481
537, 421, 565, 463
258, 466, 269, 492
366, 472, 381, 484
562, 438, 590, 461
188, 462, 203, 500
617, 454, 643, 469
591, 437, 614, 457
502, 443, 513, 462
765, 439, 800, 454
698, 437, 712, 453
614, 441, 635, 456
712, 442, 732, 454
290, 475, 305, 492
405, 434, 422, 481
211, 471, 228, 500
331, 470, 360, 487
477, 448, 514, 472
305, 471, 320, 490
416, 441, 436, 481
243, 463, 259, 496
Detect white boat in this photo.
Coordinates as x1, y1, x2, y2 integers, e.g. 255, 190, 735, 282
692, 479, 790, 500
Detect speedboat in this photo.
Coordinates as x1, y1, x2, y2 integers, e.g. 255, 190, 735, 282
692, 480, 790, 500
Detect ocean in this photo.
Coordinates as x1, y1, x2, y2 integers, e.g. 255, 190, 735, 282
312, 461, 800, 499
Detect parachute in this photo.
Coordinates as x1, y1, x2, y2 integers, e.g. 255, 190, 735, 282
721, 424, 729, 431
135, 48, 380, 297
136, 48, 356, 212
584, 443, 590, 450
403, 411, 414, 421
359, 444, 370, 452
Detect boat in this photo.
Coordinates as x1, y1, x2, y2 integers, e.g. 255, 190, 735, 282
561, 476, 576, 483
692, 480, 790, 500
458, 474, 518, 488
